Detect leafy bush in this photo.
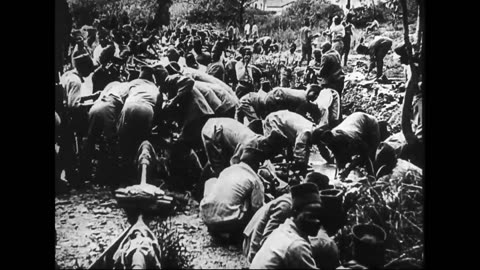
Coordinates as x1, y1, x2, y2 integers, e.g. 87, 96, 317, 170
350, 0, 418, 28
335, 171, 423, 268
154, 218, 195, 269
67, 0, 160, 28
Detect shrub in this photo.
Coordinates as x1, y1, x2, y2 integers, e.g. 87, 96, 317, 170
350, 0, 418, 28
67, 0, 160, 28
335, 172, 424, 268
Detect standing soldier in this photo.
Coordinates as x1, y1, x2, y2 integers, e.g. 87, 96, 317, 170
251, 20, 259, 40
227, 22, 235, 50
244, 19, 251, 41
59, 51, 95, 188
309, 42, 345, 97
342, 13, 355, 66
299, 18, 320, 66
235, 47, 258, 99
329, 16, 346, 57
280, 43, 300, 88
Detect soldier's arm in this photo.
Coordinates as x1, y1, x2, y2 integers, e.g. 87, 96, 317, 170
250, 176, 265, 212
169, 76, 195, 107
261, 200, 291, 246
66, 79, 82, 108
286, 240, 319, 269
318, 55, 329, 78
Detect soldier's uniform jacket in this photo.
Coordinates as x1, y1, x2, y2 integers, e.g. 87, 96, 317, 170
164, 74, 214, 129
368, 36, 393, 62
264, 87, 310, 115
312, 88, 340, 127
235, 90, 268, 123
61, 70, 84, 109
263, 110, 314, 166
318, 49, 345, 91
184, 67, 239, 116
201, 117, 264, 175
206, 60, 225, 82
200, 162, 264, 227
250, 218, 317, 269
124, 79, 160, 108
89, 81, 130, 138
329, 112, 380, 166
243, 193, 292, 263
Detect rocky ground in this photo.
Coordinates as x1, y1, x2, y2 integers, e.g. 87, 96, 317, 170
342, 52, 405, 135
55, 185, 248, 269
55, 152, 355, 269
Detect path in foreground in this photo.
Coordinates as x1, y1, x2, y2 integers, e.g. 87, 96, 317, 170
55, 186, 247, 269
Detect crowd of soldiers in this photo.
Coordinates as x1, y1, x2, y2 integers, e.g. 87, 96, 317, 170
55, 9, 423, 269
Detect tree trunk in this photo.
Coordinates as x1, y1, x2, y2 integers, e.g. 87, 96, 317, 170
371, 0, 376, 20
418, 0, 425, 80
414, 2, 421, 53
239, 0, 245, 30
399, 0, 417, 145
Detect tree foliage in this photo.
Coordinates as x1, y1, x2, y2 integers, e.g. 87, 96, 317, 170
349, 0, 417, 27
67, 0, 172, 28
184, 0, 255, 26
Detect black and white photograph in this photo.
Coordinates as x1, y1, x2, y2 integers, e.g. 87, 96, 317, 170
54, 0, 425, 268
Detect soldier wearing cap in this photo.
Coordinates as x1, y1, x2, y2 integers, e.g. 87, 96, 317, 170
250, 182, 327, 268
58, 50, 95, 187
199, 133, 282, 241
243, 173, 338, 268
92, 29, 111, 66
234, 46, 258, 99
62, 51, 95, 109
280, 43, 300, 88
